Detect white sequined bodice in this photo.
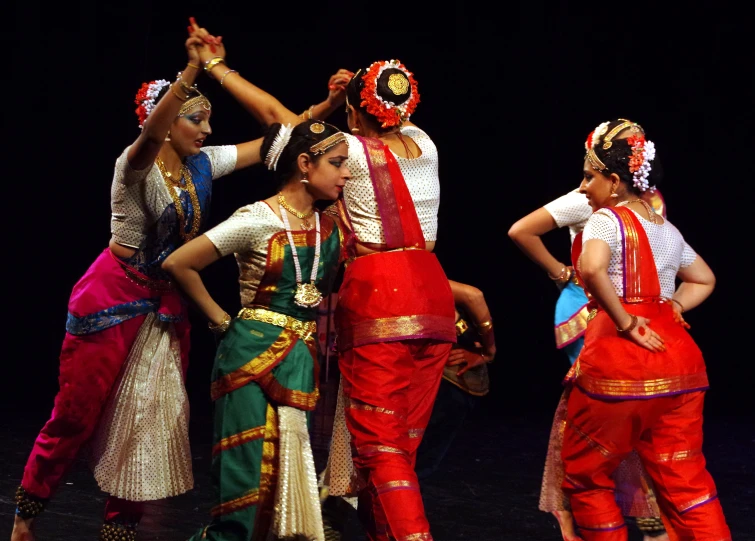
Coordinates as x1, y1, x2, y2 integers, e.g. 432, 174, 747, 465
110, 145, 237, 248
543, 189, 594, 245
342, 127, 440, 244
204, 202, 286, 307
581, 209, 697, 298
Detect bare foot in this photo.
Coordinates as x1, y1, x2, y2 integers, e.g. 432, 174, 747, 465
551, 510, 582, 541
11, 515, 36, 541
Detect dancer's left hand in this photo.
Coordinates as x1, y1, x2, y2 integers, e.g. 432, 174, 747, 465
326, 69, 354, 108
446, 344, 490, 375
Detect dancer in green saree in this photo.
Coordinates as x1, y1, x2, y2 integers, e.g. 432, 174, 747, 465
162, 119, 350, 541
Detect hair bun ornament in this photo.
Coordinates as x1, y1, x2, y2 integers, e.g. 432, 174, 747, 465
264, 124, 294, 171
135, 79, 171, 129
360, 59, 420, 128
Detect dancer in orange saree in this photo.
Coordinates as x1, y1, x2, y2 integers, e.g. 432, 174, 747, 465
560, 119, 730, 540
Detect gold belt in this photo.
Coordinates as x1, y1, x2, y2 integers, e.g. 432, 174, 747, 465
237, 307, 316, 341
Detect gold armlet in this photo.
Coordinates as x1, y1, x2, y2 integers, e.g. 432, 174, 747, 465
477, 318, 493, 335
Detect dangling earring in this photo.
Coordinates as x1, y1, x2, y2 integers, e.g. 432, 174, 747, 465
301, 172, 309, 184
165, 131, 171, 142
350, 127, 360, 134
610, 192, 619, 198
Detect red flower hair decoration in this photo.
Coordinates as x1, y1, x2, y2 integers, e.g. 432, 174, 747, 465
134, 79, 171, 129
360, 60, 420, 128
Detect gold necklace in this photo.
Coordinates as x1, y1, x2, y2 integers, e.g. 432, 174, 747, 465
616, 198, 658, 224
155, 156, 202, 241
278, 192, 315, 231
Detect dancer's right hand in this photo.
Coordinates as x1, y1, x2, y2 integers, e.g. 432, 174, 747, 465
326, 69, 354, 108
626, 315, 666, 353
188, 16, 226, 64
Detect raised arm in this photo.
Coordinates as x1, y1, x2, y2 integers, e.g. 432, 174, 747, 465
127, 34, 204, 170
189, 18, 349, 128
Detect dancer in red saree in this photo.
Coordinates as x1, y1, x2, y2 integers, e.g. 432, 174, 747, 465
561, 119, 730, 540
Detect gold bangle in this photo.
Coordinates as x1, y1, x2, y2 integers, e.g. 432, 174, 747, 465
208, 313, 232, 335
671, 298, 685, 313
186, 62, 200, 70
204, 56, 226, 74
616, 314, 638, 333
219, 69, 238, 86
169, 84, 188, 101
307, 105, 315, 120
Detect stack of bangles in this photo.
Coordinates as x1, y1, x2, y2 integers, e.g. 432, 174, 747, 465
208, 312, 232, 335
548, 265, 573, 285
616, 314, 639, 334
476, 318, 495, 363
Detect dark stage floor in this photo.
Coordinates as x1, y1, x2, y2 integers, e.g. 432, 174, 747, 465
1, 407, 752, 540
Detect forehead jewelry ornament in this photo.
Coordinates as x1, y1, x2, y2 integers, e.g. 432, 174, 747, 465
178, 93, 212, 117
309, 133, 348, 156
310, 122, 325, 134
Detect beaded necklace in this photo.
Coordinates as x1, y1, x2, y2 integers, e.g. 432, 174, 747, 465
280, 204, 323, 308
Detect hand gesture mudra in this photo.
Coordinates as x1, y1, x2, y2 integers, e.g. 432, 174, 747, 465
188, 17, 226, 66
326, 69, 354, 108
622, 314, 666, 353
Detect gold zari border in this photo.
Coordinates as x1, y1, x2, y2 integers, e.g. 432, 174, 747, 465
397, 533, 433, 541
211, 329, 296, 401
343, 314, 455, 350
576, 371, 709, 398
346, 398, 404, 419
566, 419, 618, 458
212, 426, 266, 456
656, 448, 702, 462
678, 491, 717, 513
356, 444, 407, 456
253, 404, 280, 541
555, 305, 590, 347
375, 480, 417, 494
211, 489, 259, 517
256, 371, 319, 411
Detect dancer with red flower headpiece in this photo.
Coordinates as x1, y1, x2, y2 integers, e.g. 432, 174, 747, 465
10, 24, 275, 541
184, 18, 496, 541
509, 119, 670, 541
557, 119, 730, 540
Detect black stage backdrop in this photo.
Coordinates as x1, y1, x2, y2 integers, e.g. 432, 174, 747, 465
7, 2, 753, 425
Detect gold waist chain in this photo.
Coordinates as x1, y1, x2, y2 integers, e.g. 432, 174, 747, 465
237, 307, 316, 341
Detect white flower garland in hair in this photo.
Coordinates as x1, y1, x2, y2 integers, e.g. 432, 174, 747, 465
264, 124, 294, 171
589, 121, 610, 149
138, 79, 171, 129
632, 139, 656, 192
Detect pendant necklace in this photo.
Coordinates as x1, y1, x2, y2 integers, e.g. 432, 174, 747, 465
280, 203, 323, 308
